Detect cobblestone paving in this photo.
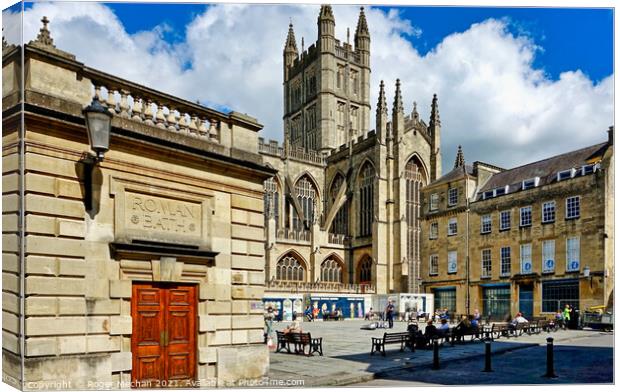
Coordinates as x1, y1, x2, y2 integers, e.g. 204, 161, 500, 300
266, 320, 609, 387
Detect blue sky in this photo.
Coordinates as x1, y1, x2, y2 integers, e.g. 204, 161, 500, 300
95, 3, 614, 83
5, 2, 615, 169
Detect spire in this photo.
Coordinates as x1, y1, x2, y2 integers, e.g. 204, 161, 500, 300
454, 145, 465, 169
319, 4, 335, 21
2, 28, 8, 50
377, 80, 387, 117
34, 16, 55, 48
355, 6, 370, 38
412, 101, 419, 121
393, 79, 404, 114
430, 93, 440, 128
284, 22, 298, 54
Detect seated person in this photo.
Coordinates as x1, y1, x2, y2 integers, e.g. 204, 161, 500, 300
365, 307, 374, 320
454, 315, 472, 340
282, 320, 302, 334
438, 318, 450, 333
509, 312, 528, 331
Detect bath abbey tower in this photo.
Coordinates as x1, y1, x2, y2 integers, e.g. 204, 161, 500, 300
260, 5, 442, 317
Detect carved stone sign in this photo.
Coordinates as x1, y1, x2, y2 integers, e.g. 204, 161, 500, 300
126, 193, 200, 236
111, 178, 212, 249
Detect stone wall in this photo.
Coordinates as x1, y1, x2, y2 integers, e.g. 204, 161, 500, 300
2, 42, 273, 389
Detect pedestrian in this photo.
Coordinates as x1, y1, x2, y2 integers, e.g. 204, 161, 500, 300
264, 306, 275, 348
385, 300, 395, 329
304, 305, 313, 322
562, 304, 571, 330
472, 309, 481, 328
365, 307, 374, 320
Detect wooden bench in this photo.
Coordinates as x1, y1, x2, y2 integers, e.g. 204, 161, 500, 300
371, 332, 413, 356
451, 326, 485, 343
490, 323, 510, 340
276, 331, 323, 356
323, 312, 343, 321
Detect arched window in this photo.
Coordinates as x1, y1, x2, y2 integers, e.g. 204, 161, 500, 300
264, 177, 280, 229
404, 157, 427, 292
329, 174, 348, 235
358, 163, 375, 237
276, 254, 305, 281
321, 257, 343, 283
292, 175, 317, 230
358, 256, 373, 284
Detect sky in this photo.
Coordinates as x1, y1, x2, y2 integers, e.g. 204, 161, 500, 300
1, 1, 614, 171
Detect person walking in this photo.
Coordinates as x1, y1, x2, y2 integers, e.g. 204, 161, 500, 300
264, 306, 276, 348
385, 300, 395, 329
562, 304, 571, 330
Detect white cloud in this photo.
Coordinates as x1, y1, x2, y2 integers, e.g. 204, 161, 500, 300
2, 3, 613, 170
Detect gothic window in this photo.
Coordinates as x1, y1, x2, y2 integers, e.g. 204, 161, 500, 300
350, 70, 359, 95
337, 102, 346, 129
292, 175, 318, 230
358, 162, 375, 237
321, 258, 343, 283
264, 177, 280, 229
350, 106, 358, 133
329, 174, 348, 235
337, 65, 344, 89
405, 158, 426, 292
276, 254, 305, 281
358, 256, 373, 284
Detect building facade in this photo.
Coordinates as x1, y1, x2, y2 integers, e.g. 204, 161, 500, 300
260, 6, 442, 316
421, 138, 614, 320
3, 19, 275, 389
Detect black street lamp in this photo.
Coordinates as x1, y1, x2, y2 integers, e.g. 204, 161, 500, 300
83, 96, 112, 161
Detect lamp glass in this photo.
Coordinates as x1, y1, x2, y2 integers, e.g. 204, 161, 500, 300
85, 110, 111, 155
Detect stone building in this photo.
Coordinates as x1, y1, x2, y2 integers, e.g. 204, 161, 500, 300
260, 5, 441, 317
420, 136, 614, 320
2, 18, 275, 389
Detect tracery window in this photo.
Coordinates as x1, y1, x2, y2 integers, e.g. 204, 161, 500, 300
264, 177, 280, 229
276, 254, 305, 281
321, 258, 343, 283
358, 163, 374, 237
329, 174, 348, 235
292, 176, 317, 230
358, 256, 372, 283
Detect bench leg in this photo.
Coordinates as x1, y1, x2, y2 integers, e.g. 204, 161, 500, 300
382, 344, 386, 357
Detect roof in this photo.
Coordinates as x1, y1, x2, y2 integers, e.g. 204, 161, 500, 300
428, 164, 475, 187
478, 142, 608, 194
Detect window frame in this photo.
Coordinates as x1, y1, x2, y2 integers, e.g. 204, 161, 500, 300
566, 237, 580, 272
520, 206, 532, 227
429, 254, 439, 276
500, 247, 511, 277
429, 221, 438, 239
520, 243, 533, 274
447, 217, 458, 236
565, 196, 580, 220
448, 188, 458, 206
542, 201, 556, 224
481, 214, 492, 234
429, 193, 439, 211
499, 210, 511, 231
481, 249, 492, 278
542, 239, 555, 274
447, 251, 457, 274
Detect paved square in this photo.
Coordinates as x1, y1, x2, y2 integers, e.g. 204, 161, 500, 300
267, 320, 612, 387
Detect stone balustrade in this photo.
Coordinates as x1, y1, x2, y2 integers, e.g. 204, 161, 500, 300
328, 233, 346, 245
287, 145, 325, 165
84, 67, 237, 145
266, 280, 375, 294
276, 228, 311, 243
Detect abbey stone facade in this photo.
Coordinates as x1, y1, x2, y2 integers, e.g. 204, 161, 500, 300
259, 6, 442, 317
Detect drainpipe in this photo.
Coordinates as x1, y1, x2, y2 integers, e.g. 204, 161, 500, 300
465, 173, 471, 315
19, 6, 27, 386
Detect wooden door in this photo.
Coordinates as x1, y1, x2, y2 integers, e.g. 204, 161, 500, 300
132, 283, 197, 388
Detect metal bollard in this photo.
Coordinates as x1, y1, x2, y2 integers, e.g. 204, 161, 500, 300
482, 340, 493, 372
543, 337, 558, 378
432, 340, 440, 370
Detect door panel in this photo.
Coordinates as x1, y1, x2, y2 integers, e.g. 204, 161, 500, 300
165, 285, 196, 382
131, 283, 197, 387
